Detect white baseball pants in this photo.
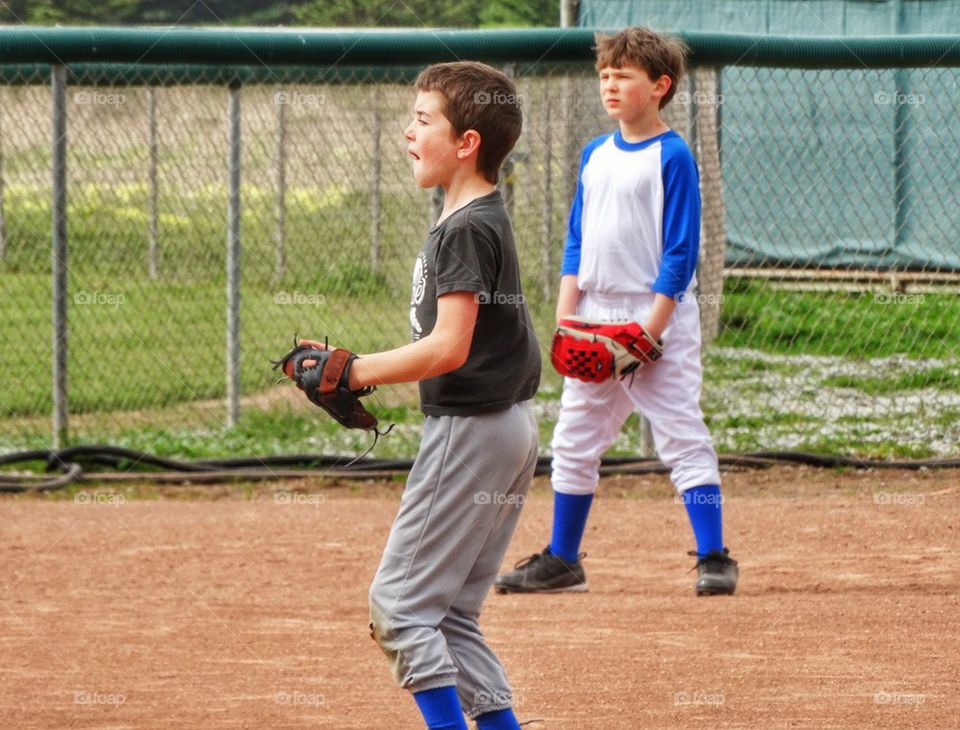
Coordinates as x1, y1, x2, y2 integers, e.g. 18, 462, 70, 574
551, 290, 720, 495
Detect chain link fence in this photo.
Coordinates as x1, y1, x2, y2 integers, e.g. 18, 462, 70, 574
1, 31, 958, 459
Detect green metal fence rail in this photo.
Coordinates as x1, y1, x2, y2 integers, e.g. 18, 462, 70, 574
0, 64, 427, 86
1, 28, 958, 460
2, 27, 960, 67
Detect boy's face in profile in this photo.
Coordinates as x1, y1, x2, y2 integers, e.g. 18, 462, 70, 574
598, 64, 670, 122
404, 89, 461, 189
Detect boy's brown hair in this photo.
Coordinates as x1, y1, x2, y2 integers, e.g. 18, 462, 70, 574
594, 27, 688, 108
415, 61, 522, 184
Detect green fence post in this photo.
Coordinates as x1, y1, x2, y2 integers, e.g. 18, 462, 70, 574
370, 84, 382, 274
893, 0, 913, 260
51, 64, 69, 448
226, 81, 242, 429
274, 88, 286, 284
0, 96, 6, 262
148, 87, 159, 279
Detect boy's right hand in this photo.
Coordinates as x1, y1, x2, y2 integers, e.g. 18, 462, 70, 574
296, 338, 329, 351
270, 339, 379, 431
292, 338, 330, 375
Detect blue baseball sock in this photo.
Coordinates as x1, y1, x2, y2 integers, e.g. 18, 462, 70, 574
475, 707, 522, 730
682, 484, 725, 556
549, 491, 594, 563
413, 686, 468, 730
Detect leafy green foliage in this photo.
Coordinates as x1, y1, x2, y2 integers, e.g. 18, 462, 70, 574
0, 0, 556, 27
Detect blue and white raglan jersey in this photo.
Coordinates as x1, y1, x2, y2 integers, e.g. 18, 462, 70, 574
561, 129, 701, 299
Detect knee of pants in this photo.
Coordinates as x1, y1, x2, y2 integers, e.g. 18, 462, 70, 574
369, 585, 455, 693
550, 454, 601, 496
660, 445, 720, 493
368, 584, 399, 654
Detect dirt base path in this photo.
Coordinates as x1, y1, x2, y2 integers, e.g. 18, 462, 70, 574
2, 466, 957, 728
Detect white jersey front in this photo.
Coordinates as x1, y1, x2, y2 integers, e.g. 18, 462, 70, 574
561, 129, 701, 299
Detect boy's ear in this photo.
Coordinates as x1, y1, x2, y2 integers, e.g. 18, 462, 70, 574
653, 75, 672, 98
456, 129, 482, 161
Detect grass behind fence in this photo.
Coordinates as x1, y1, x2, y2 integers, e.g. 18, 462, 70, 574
2, 187, 958, 458
3, 266, 958, 457
715, 277, 959, 360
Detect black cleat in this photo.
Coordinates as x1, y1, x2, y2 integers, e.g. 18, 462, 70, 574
494, 546, 588, 594
689, 548, 739, 596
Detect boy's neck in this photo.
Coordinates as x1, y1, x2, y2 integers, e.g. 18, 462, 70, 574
618, 111, 669, 144
437, 170, 496, 224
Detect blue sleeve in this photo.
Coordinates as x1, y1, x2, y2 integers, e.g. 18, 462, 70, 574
651, 142, 701, 298
560, 178, 584, 277
560, 135, 608, 278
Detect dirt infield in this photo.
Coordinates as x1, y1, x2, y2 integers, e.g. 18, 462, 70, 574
2, 465, 958, 729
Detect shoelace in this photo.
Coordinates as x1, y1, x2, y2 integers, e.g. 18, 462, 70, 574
511, 552, 544, 570
512, 550, 586, 570
687, 550, 736, 571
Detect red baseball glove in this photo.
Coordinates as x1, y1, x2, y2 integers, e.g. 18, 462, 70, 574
550, 317, 663, 382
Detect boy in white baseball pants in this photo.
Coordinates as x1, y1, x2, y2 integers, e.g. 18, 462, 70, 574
496, 27, 738, 597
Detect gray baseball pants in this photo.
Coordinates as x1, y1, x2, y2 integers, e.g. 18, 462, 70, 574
369, 401, 538, 719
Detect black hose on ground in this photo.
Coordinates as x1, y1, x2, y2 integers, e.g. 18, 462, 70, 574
1, 445, 958, 493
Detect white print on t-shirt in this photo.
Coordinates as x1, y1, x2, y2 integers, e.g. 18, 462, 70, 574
410, 252, 427, 339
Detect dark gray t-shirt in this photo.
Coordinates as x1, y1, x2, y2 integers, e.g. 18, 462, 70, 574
410, 190, 541, 416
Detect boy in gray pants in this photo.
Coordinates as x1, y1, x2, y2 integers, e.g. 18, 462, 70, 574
300, 61, 539, 729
